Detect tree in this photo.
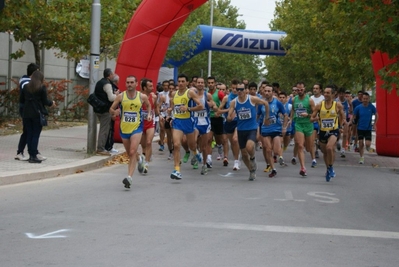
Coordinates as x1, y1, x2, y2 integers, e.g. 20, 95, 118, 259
0, 0, 141, 66
165, 0, 263, 84
265, 0, 374, 92
265, 0, 399, 93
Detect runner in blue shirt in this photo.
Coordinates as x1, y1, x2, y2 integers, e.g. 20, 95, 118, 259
227, 83, 270, 181
351, 91, 364, 151
258, 84, 288, 177
351, 92, 378, 164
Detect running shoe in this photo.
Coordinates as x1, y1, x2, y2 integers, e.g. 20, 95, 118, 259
273, 155, 277, 163
299, 168, 307, 177
195, 153, 203, 165
291, 157, 297, 165
354, 147, 359, 153
191, 156, 197, 166
325, 170, 331, 182
278, 156, 285, 166
206, 159, 213, 169
193, 161, 199, 169
217, 154, 222, 160
359, 157, 364, 164
340, 149, 346, 158
264, 165, 271, 172
143, 162, 149, 174
217, 145, 223, 156
201, 165, 208, 175
223, 157, 229, 166
15, 153, 28, 161
168, 153, 173, 160
159, 145, 164, 151
269, 169, 277, 178
137, 154, 145, 173
315, 150, 319, 159
123, 176, 132, 189
329, 166, 336, 178
233, 160, 240, 171
183, 152, 190, 163
170, 170, 182, 180
249, 157, 257, 172
311, 160, 317, 168
249, 171, 256, 181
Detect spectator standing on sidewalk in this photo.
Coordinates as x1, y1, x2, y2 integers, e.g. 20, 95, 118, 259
105, 73, 120, 154
94, 68, 118, 155
19, 70, 56, 163
15, 63, 48, 161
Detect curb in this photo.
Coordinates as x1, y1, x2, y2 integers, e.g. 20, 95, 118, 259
0, 136, 161, 186
0, 154, 118, 186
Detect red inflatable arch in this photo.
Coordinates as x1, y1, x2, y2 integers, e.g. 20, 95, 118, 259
115, 0, 207, 85
115, 0, 399, 156
371, 52, 399, 157
114, 0, 207, 142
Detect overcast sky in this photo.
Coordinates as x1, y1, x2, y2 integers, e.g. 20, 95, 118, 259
229, 0, 276, 31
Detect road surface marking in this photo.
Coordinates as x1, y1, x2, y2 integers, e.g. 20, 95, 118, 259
147, 221, 399, 239
25, 229, 70, 239
274, 190, 305, 202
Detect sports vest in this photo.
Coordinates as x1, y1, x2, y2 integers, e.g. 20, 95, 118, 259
120, 91, 142, 134
319, 101, 339, 131
173, 89, 191, 119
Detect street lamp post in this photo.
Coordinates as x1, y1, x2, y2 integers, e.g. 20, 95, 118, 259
87, 0, 101, 154
207, 0, 214, 78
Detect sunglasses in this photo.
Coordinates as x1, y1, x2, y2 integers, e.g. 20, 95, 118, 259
237, 88, 245, 91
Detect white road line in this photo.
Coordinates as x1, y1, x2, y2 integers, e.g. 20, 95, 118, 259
147, 221, 399, 240
25, 229, 70, 239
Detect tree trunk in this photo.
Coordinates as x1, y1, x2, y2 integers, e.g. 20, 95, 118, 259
32, 39, 41, 67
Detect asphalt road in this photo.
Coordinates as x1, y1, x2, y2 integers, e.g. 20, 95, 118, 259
1, 147, 399, 267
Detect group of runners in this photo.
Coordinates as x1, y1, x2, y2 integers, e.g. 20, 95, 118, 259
108, 74, 378, 188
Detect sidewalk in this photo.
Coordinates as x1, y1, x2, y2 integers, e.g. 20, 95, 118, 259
0, 125, 397, 186
0, 126, 99, 185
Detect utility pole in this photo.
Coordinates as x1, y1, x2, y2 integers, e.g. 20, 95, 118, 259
87, 0, 101, 154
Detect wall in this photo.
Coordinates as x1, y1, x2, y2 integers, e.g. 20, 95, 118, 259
0, 32, 116, 111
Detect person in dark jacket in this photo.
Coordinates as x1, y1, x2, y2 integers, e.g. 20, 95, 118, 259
15, 63, 41, 161
19, 70, 55, 163
94, 68, 118, 155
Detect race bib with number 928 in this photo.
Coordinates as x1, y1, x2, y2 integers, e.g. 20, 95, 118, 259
123, 112, 138, 123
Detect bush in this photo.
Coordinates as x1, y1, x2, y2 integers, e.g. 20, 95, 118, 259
0, 79, 89, 123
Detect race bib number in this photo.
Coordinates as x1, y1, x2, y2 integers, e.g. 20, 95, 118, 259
321, 118, 334, 129
174, 104, 186, 115
194, 110, 207, 118
269, 115, 277, 124
123, 112, 137, 123
141, 110, 148, 118
295, 108, 306, 117
238, 110, 251, 120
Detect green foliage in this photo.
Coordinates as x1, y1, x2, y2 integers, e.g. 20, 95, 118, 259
0, 78, 89, 122
0, 0, 141, 65
266, 0, 399, 93
166, 0, 262, 84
